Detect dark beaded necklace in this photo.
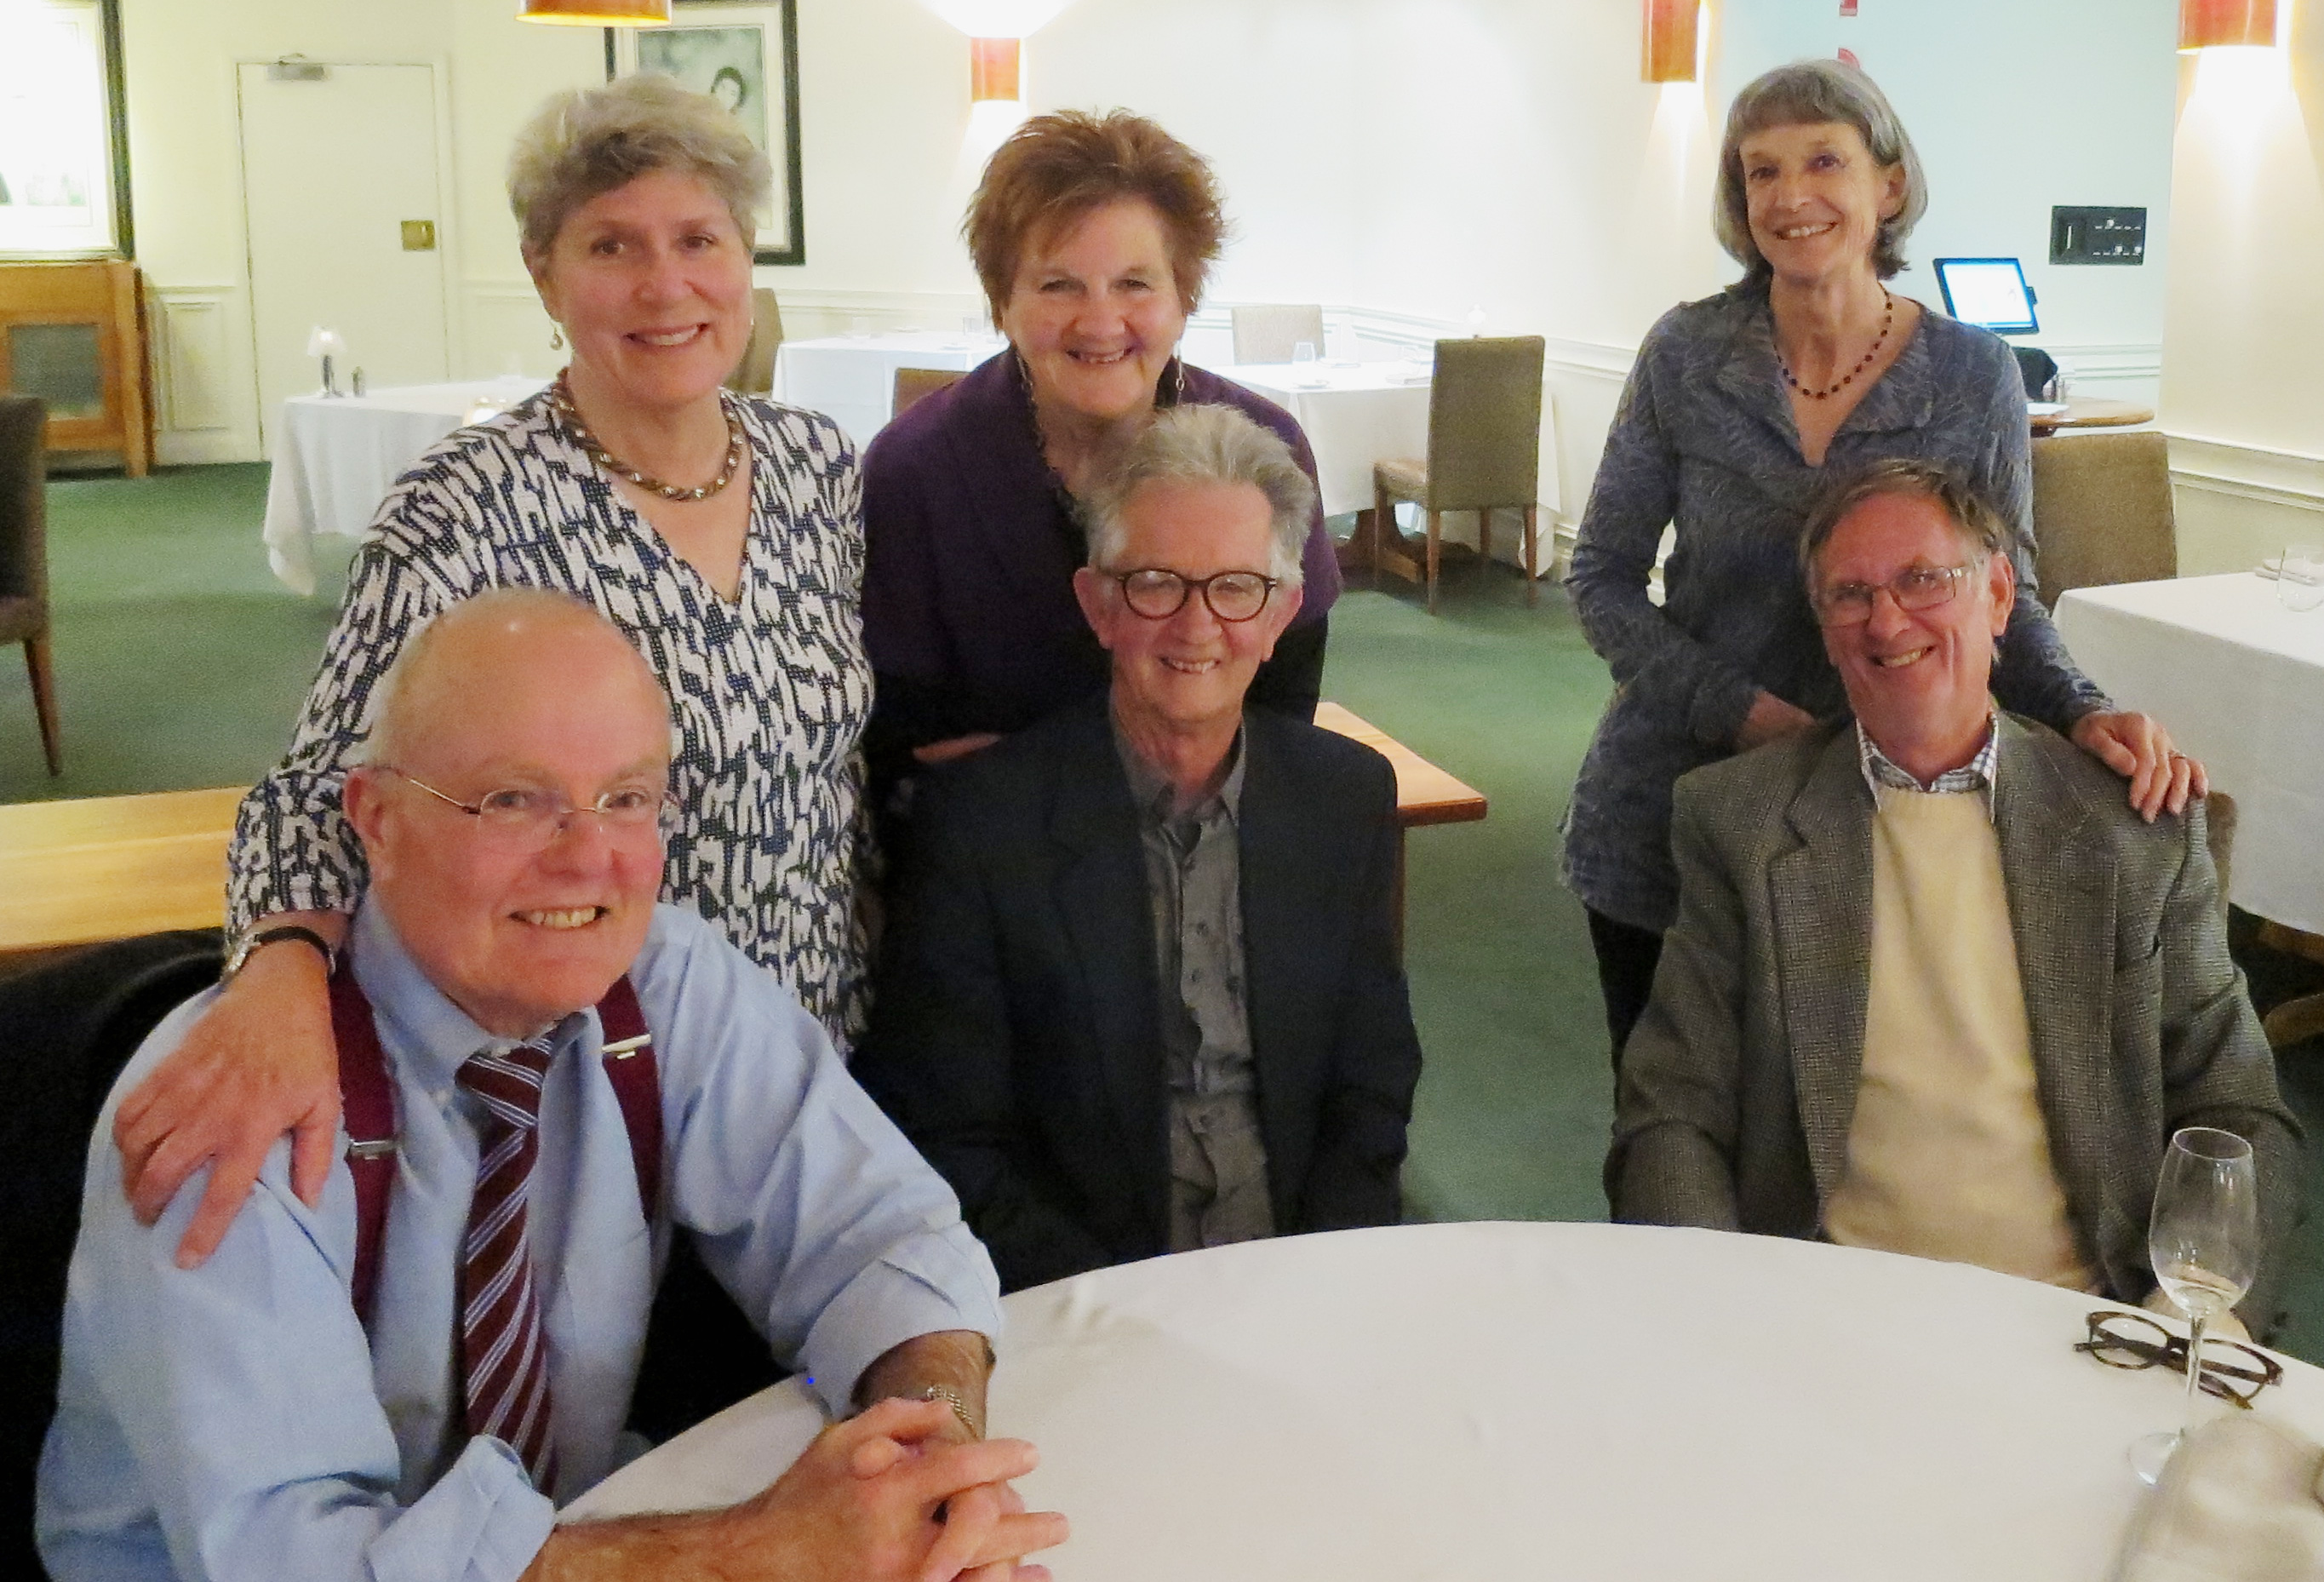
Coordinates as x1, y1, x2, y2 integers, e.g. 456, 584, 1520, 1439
552, 372, 745, 502
1777, 290, 1894, 401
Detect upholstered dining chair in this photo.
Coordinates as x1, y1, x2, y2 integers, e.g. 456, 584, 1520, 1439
1371, 336, 1546, 616
724, 287, 785, 395
0, 393, 59, 775
2029, 430, 2177, 609
892, 365, 966, 418
1230, 304, 1326, 365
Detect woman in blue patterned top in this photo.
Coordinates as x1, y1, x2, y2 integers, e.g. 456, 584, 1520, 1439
1563, 60, 2203, 1074
113, 77, 875, 1261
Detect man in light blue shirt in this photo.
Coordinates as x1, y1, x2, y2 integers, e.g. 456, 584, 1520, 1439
38, 590, 1066, 1582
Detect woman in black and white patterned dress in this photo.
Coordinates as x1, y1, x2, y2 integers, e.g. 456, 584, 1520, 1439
113, 77, 872, 1258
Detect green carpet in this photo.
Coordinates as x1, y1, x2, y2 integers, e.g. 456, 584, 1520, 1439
7, 467, 2323, 1369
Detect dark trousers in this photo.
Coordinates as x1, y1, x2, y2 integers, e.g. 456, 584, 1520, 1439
1585, 909, 1665, 1077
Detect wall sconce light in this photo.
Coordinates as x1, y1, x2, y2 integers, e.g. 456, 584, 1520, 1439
970, 37, 1022, 102
2178, 0, 2275, 50
1642, 0, 1700, 84
518, 0, 673, 25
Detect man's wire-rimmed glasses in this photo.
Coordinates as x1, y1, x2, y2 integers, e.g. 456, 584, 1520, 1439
2076, 1310, 2281, 1409
385, 768, 677, 845
1110, 568, 1280, 622
1812, 562, 1977, 628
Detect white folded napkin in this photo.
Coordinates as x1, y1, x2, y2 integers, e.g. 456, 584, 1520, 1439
2115, 1415, 2324, 1581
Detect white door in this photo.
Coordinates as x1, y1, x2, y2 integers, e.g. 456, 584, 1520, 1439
238, 61, 450, 455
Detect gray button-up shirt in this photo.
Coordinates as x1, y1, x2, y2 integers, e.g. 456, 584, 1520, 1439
1113, 725, 1276, 1253
1561, 283, 2109, 933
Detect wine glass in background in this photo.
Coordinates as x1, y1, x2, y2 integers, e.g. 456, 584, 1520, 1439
2129, 1126, 2259, 1485
2276, 543, 2324, 613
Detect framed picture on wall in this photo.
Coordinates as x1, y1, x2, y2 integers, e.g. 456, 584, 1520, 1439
609, 1, 805, 266
0, 0, 133, 257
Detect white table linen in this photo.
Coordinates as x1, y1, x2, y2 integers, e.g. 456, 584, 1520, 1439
564, 1221, 2324, 1579
1205, 360, 1433, 517
770, 330, 1001, 448
261, 375, 547, 595
2054, 573, 2324, 933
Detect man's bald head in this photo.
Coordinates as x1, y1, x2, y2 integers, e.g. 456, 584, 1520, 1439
361, 589, 670, 771
343, 589, 675, 1038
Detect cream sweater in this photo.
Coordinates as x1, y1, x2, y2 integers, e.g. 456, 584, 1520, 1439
1823, 785, 2097, 1290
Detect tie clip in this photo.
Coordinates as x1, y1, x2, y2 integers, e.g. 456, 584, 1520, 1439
602, 1034, 652, 1059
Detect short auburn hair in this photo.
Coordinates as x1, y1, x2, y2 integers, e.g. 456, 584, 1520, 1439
965, 109, 1228, 324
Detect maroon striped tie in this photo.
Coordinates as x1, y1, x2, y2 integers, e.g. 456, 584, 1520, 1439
457, 1039, 558, 1488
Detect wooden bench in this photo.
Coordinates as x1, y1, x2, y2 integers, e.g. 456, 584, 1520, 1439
0, 713, 1485, 967
0, 787, 243, 965
1314, 702, 1488, 959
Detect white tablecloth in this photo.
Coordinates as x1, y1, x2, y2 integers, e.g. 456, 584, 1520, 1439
771, 330, 1002, 447
261, 375, 547, 595
566, 1222, 2324, 1579
2055, 572, 2324, 934
1208, 360, 1433, 516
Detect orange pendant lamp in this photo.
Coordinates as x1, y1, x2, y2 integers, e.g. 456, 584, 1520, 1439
1642, 0, 1700, 83
519, 0, 673, 25
2178, 0, 2275, 50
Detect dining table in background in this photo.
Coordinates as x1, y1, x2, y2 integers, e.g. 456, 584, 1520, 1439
565, 1219, 2324, 1580
260, 374, 547, 596
2053, 571, 2324, 937
770, 329, 1003, 447
1202, 358, 1434, 518
0, 786, 241, 966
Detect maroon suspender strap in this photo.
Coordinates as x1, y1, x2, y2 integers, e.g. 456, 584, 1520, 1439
593, 977, 662, 1222
329, 965, 398, 1327
333, 967, 664, 1327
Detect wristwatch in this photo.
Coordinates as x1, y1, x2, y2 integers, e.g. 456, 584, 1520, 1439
222, 925, 336, 983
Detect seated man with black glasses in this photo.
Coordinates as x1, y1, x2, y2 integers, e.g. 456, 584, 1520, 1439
1607, 457, 2298, 1333
856, 404, 1424, 1293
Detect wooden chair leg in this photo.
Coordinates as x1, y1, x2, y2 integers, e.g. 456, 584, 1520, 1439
1371, 479, 1392, 593
1425, 509, 1441, 616
24, 632, 61, 776
1523, 503, 1539, 606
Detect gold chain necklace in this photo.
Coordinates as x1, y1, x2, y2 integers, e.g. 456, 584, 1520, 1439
1777, 290, 1894, 401
552, 374, 746, 502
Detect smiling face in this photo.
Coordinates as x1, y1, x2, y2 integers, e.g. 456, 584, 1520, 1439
529, 168, 753, 413
345, 607, 672, 1039
1000, 197, 1189, 426
1815, 490, 2014, 780
1738, 120, 1904, 288
1073, 477, 1302, 748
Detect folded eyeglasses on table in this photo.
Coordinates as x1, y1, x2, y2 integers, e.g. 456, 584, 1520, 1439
2076, 1310, 2284, 1408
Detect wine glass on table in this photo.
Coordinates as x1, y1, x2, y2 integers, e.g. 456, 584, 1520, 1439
2129, 1126, 2259, 1485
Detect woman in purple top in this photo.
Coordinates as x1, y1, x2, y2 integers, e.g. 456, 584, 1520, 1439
861, 110, 1341, 805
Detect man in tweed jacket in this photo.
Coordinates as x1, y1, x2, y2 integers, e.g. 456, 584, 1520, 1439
1608, 460, 2296, 1326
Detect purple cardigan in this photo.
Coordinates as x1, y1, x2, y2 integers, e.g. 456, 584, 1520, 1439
861, 353, 1341, 774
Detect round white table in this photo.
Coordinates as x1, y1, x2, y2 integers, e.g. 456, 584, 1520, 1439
1206, 360, 1434, 517
564, 1222, 2324, 1579
260, 375, 547, 594
771, 330, 1001, 447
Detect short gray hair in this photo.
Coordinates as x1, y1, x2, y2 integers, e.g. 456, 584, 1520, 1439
1798, 457, 2009, 590
1714, 60, 1927, 284
508, 74, 771, 267
358, 588, 670, 768
1085, 404, 1315, 583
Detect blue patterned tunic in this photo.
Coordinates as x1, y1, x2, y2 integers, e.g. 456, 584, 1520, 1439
1561, 284, 2110, 934
229, 389, 873, 1040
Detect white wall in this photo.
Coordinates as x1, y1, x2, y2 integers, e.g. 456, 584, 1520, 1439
2159, 9, 2324, 572
123, 0, 2198, 496
123, 0, 599, 463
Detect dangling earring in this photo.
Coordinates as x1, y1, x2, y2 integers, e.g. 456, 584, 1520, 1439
550, 324, 566, 352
